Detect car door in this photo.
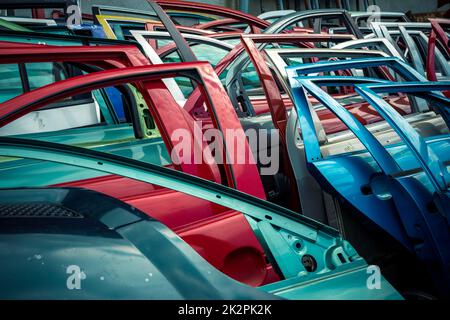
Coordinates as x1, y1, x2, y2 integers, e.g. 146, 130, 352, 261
0, 61, 277, 286
289, 77, 450, 296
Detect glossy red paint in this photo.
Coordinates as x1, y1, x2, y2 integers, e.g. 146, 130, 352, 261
239, 34, 356, 139
151, 0, 270, 33
184, 33, 356, 117
144, 22, 214, 35
0, 45, 149, 69
237, 34, 356, 212
0, 61, 275, 286
427, 19, 450, 98
201, 33, 398, 134
0, 41, 44, 48
195, 18, 246, 33
0, 46, 267, 196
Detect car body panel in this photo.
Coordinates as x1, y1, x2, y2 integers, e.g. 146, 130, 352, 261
0, 44, 150, 135
0, 188, 277, 300
152, 0, 270, 33
266, 9, 364, 39
194, 18, 245, 33
0, 62, 275, 286
95, 15, 160, 40
351, 11, 410, 27
130, 30, 233, 99
285, 57, 430, 115
0, 17, 33, 32
131, 30, 233, 65
237, 34, 356, 134
223, 34, 355, 212
0, 62, 265, 197
288, 75, 450, 296
258, 10, 296, 22
0, 28, 137, 46
263, 51, 423, 225
0, 136, 402, 299
222, 33, 356, 119
0, 0, 77, 20
92, 4, 217, 27
364, 28, 450, 80
0, 16, 57, 27
264, 48, 393, 139
427, 19, 450, 91
144, 21, 215, 36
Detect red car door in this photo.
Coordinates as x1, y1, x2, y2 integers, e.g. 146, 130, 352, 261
0, 59, 277, 286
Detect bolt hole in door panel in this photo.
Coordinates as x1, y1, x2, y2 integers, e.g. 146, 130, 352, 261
0, 62, 277, 286
288, 75, 450, 296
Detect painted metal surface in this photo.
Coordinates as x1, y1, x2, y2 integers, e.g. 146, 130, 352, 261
95, 15, 160, 40
0, 187, 277, 300
0, 30, 151, 124
266, 9, 364, 39
194, 18, 244, 33
0, 136, 402, 300
0, 17, 33, 32
366, 28, 449, 80
92, 4, 216, 26
332, 38, 405, 61
370, 22, 431, 37
0, 45, 149, 67
0, 62, 265, 197
130, 30, 234, 103
288, 74, 450, 296
144, 21, 215, 36
237, 34, 355, 133
258, 10, 295, 22
152, 0, 270, 33
0, 62, 274, 285
0, 43, 150, 135
1, 16, 57, 27
131, 30, 233, 66
0, 29, 137, 46
258, 8, 410, 26
223, 33, 356, 118
350, 11, 410, 26
286, 57, 426, 82
427, 19, 450, 92
147, 1, 198, 63
265, 48, 390, 94
286, 56, 431, 114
